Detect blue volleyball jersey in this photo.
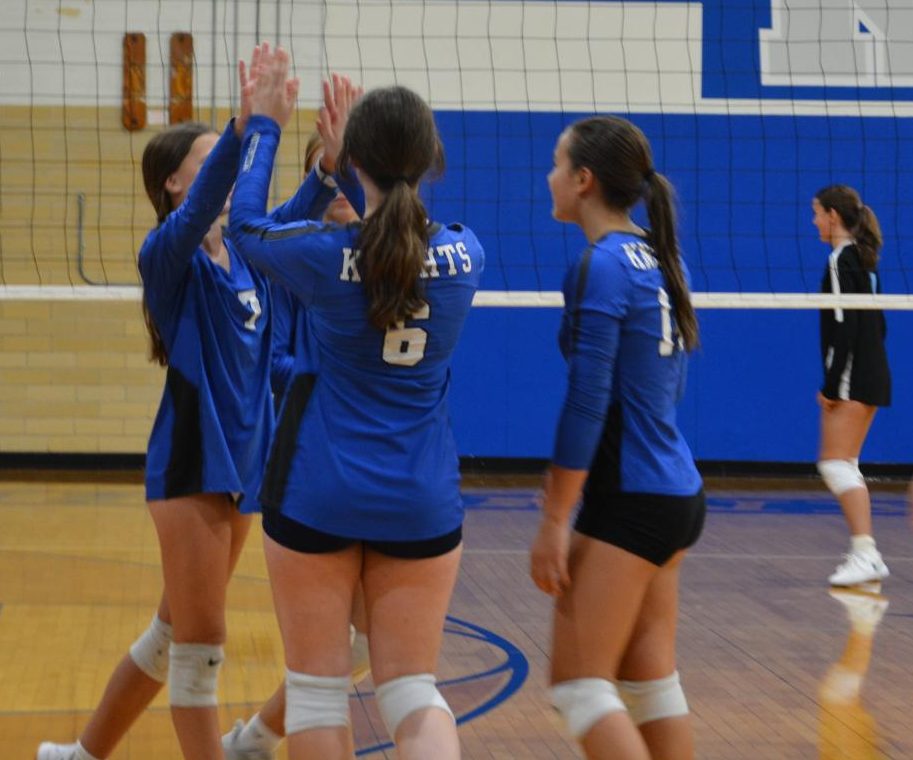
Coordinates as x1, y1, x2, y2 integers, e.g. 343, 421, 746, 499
270, 283, 306, 401
230, 115, 484, 540
270, 176, 365, 406
270, 281, 324, 408
553, 232, 701, 496
139, 121, 335, 512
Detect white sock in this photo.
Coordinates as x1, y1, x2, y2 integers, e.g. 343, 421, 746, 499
75, 741, 102, 760
240, 714, 282, 752
850, 534, 877, 556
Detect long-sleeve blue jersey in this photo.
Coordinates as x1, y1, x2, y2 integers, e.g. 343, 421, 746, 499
553, 232, 701, 496
139, 121, 335, 512
270, 172, 366, 407
269, 282, 311, 403
230, 115, 484, 540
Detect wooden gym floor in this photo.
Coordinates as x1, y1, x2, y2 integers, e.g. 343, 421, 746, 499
0, 475, 911, 759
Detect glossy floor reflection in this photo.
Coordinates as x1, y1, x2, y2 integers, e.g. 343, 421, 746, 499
818, 585, 890, 760
0, 478, 911, 758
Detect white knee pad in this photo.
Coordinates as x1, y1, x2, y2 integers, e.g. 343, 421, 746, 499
617, 671, 689, 725
550, 678, 626, 740
375, 673, 453, 739
168, 642, 223, 707
129, 615, 172, 682
285, 669, 351, 735
818, 459, 865, 496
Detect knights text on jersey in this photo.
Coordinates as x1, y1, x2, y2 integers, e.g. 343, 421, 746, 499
553, 231, 701, 497
230, 115, 485, 540
818, 242, 891, 406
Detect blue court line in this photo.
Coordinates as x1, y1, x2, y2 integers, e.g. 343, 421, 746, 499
462, 490, 908, 516
707, 497, 907, 516
354, 615, 529, 756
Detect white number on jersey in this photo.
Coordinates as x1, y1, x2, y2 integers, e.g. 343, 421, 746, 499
657, 287, 683, 356
237, 289, 262, 331
383, 302, 430, 366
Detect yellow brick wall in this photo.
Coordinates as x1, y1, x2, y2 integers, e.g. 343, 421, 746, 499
1, 105, 318, 285
1, 105, 318, 453
0, 298, 161, 453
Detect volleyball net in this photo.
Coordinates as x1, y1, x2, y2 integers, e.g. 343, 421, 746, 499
2, 0, 913, 311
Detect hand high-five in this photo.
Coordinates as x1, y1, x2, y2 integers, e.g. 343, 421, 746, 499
233, 44, 263, 137
241, 42, 300, 129
316, 73, 363, 173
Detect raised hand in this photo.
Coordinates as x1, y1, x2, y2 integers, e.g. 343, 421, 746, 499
243, 42, 300, 129
316, 73, 363, 173
234, 44, 262, 137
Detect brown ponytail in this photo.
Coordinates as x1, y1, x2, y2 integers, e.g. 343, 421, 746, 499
358, 181, 429, 329
336, 86, 444, 329
643, 172, 699, 351
853, 204, 883, 271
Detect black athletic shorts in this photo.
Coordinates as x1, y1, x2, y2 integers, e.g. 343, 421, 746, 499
263, 508, 462, 560
574, 489, 706, 566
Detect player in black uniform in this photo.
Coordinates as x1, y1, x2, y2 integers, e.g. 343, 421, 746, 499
812, 185, 891, 587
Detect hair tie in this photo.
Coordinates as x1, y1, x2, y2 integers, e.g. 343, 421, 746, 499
643, 168, 656, 181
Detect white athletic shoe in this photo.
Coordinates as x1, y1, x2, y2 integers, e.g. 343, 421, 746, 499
222, 720, 275, 760
828, 551, 890, 586
36, 743, 79, 760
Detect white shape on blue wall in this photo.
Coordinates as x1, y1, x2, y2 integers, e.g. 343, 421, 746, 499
760, 0, 913, 87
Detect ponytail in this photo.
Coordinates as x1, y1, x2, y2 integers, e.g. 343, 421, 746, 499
359, 181, 428, 329
853, 204, 882, 271
141, 296, 168, 366
644, 172, 699, 351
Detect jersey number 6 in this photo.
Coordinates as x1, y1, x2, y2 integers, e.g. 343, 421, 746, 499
383, 302, 430, 366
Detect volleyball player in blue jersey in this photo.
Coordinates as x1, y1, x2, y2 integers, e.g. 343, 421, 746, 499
811, 185, 891, 587
224, 127, 371, 759
230, 46, 483, 759
37, 54, 343, 760
530, 116, 704, 760
270, 130, 363, 410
